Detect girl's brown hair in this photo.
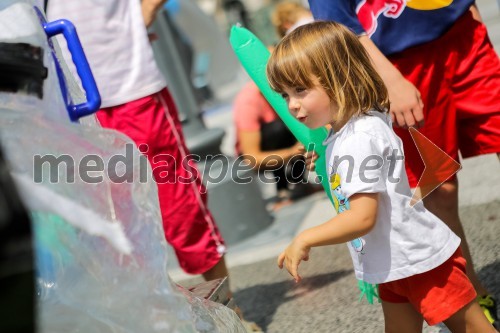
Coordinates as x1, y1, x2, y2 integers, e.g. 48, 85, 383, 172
266, 21, 389, 124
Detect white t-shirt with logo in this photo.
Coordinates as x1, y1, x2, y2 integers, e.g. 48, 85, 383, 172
47, 0, 166, 108
323, 111, 460, 284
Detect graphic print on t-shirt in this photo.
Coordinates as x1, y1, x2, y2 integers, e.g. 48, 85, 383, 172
330, 173, 366, 254
330, 173, 349, 212
356, 0, 454, 36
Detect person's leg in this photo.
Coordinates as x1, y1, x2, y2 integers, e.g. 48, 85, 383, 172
270, 167, 293, 211
390, 12, 498, 300
273, 165, 289, 192
422, 180, 488, 296
154, 89, 227, 274
97, 89, 227, 275
424, 182, 499, 325
287, 155, 306, 183
155, 90, 262, 331
450, 13, 500, 325
397, 248, 491, 331
203, 257, 263, 332
382, 301, 423, 333
443, 300, 497, 333
202, 256, 229, 282
95, 91, 265, 332
379, 281, 424, 332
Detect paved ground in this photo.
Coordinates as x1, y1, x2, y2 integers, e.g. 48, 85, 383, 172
177, 162, 499, 332
172, 1, 500, 331
230, 200, 499, 333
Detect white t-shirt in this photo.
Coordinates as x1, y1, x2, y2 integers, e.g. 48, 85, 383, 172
47, 0, 166, 108
323, 111, 460, 284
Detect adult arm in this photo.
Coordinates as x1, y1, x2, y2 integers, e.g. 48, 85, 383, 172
469, 3, 483, 23
141, 0, 168, 28
359, 36, 424, 128
235, 84, 301, 169
308, 0, 424, 128
239, 130, 301, 170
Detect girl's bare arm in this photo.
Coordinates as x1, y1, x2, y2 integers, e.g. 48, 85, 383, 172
278, 193, 378, 282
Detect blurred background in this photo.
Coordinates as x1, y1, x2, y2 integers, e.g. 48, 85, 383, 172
154, 0, 309, 156
150, 0, 319, 260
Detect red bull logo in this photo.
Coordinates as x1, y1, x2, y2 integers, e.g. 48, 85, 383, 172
356, 0, 454, 36
356, 0, 406, 36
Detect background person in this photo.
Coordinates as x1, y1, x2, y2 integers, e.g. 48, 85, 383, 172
233, 80, 305, 210
271, 1, 314, 38
233, 2, 317, 211
46, 2, 261, 331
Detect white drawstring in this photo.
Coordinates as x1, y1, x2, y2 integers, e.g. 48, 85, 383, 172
156, 91, 226, 255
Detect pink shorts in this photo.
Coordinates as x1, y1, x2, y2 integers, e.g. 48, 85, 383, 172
96, 88, 225, 274
390, 11, 500, 187
379, 248, 477, 326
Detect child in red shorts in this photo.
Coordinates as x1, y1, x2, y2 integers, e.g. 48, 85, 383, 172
308, 1, 500, 326
269, 21, 496, 332
378, 248, 478, 329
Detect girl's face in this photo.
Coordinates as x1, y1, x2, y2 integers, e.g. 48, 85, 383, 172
280, 80, 337, 129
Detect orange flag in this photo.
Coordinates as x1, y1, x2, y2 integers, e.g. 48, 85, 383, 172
409, 128, 461, 206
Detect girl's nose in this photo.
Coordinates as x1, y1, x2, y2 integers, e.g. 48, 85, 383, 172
288, 97, 300, 112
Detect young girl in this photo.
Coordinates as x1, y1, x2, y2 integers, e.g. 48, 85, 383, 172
266, 21, 496, 332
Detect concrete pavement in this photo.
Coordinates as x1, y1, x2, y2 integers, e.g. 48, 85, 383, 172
175, 158, 499, 333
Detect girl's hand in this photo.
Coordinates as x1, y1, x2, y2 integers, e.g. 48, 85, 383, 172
277, 237, 310, 283
298, 145, 319, 171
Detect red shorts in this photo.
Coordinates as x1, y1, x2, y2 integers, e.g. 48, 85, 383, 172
96, 88, 225, 274
378, 248, 477, 326
390, 11, 500, 187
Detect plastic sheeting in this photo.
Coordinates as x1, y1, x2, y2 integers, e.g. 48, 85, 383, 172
0, 1, 246, 332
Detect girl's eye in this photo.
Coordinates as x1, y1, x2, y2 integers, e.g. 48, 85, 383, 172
281, 93, 289, 100
295, 87, 306, 93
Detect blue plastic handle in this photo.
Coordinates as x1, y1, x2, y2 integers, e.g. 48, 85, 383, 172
43, 19, 101, 121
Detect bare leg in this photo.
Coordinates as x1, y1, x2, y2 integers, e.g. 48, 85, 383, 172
422, 180, 488, 296
444, 300, 497, 333
201, 257, 234, 311
382, 301, 423, 333
202, 256, 230, 282
203, 257, 262, 331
